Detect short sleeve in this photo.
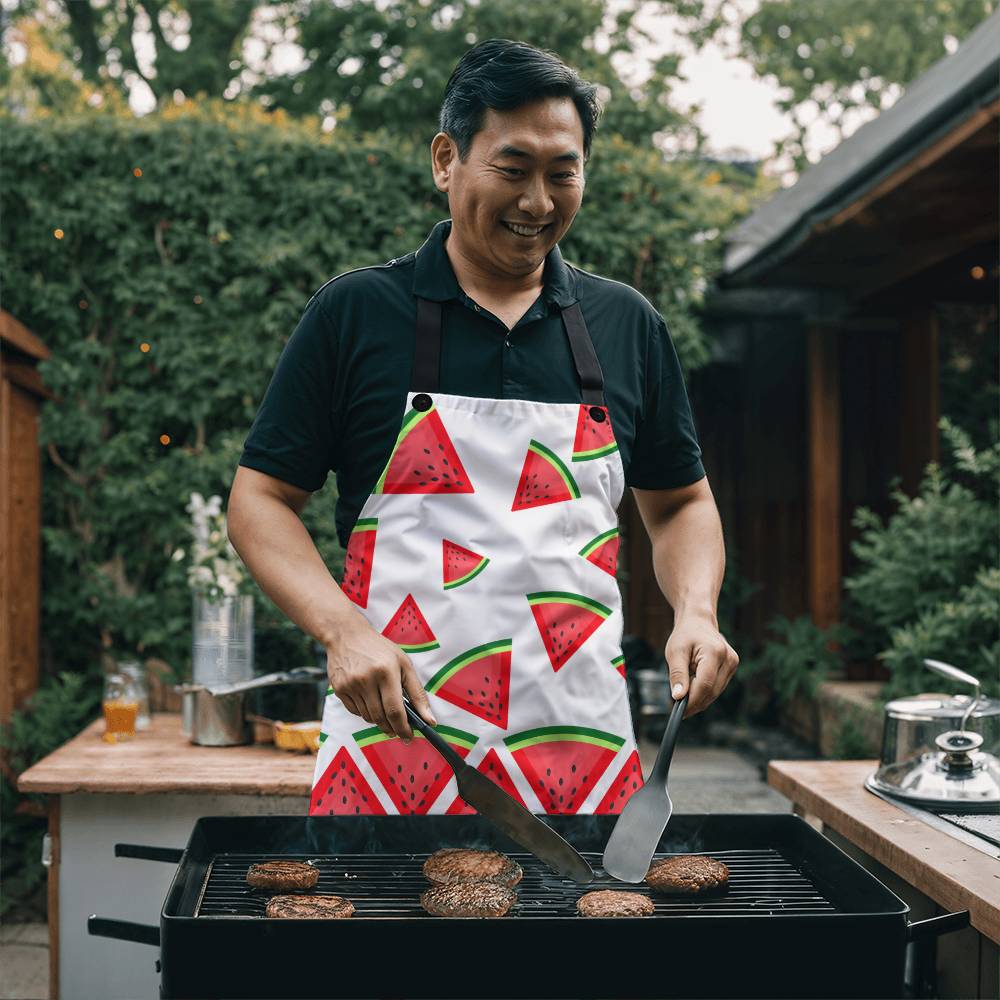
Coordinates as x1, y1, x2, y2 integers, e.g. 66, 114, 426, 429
626, 315, 705, 489
238, 296, 340, 492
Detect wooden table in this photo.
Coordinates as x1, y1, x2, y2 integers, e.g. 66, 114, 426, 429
18, 713, 314, 796
769, 759, 1000, 999
19, 714, 315, 1000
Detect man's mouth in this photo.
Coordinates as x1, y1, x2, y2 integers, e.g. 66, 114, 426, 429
501, 221, 551, 238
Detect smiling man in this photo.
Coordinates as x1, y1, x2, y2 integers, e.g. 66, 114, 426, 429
228, 39, 738, 817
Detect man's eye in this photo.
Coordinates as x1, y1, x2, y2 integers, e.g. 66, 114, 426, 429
500, 167, 523, 175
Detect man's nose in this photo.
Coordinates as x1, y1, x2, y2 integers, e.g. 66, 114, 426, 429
518, 176, 555, 219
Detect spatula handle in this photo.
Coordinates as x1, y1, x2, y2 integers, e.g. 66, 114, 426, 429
402, 696, 467, 773
649, 693, 688, 787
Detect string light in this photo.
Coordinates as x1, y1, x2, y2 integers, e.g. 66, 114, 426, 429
970, 266, 985, 280
140, 342, 151, 353
79, 300, 88, 310
193, 294, 203, 305
160, 434, 171, 446
53, 229, 64, 239
133, 167, 143, 177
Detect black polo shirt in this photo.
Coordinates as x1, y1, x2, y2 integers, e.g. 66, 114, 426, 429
239, 219, 705, 549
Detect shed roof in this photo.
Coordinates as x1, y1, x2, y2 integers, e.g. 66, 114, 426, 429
722, 9, 1000, 285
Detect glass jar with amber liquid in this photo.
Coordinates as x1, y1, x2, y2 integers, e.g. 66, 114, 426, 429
102, 672, 139, 743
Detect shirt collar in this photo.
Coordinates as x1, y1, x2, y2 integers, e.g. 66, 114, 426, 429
413, 218, 578, 309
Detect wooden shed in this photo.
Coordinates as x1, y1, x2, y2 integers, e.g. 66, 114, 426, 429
622, 11, 999, 664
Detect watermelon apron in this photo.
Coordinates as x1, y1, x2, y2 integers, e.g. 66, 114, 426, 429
309, 295, 643, 816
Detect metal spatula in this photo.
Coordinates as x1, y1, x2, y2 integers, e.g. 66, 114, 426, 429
402, 699, 594, 884
602, 692, 688, 883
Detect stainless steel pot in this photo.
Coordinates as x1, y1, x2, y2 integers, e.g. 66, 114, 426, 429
866, 659, 1000, 809
177, 667, 325, 747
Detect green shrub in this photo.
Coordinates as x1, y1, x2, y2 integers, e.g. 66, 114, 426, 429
845, 419, 999, 698
2, 99, 741, 687
740, 615, 856, 707
1, 672, 101, 918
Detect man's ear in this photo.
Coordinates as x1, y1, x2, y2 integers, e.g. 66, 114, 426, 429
430, 132, 455, 192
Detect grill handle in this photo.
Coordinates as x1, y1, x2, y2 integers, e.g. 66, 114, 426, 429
907, 910, 970, 942
115, 843, 184, 863
88, 916, 160, 947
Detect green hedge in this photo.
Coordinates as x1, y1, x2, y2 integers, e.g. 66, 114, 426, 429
2, 98, 737, 682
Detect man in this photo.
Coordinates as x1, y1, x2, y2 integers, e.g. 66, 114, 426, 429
228, 39, 738, 816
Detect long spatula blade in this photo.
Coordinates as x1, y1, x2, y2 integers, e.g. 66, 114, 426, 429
455, 767, 594, 884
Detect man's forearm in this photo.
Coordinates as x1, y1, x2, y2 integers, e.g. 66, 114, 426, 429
228, 494, 367, 650
647, 496, 725, 624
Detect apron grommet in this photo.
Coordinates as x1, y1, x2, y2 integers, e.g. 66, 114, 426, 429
412, 393, 433, 411
589, 406, 606, 422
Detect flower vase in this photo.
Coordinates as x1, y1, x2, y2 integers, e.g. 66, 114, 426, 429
191, 594, 254, 688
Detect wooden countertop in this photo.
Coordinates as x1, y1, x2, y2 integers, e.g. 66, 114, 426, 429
769, 759, 1000, 944
18, 714, 314, 796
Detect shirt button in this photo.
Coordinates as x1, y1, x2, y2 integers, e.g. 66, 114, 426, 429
504, 338, 511, 348
473, 303, 480, 312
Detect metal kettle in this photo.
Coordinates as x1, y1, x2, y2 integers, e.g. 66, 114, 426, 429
865, 659, 1000, 810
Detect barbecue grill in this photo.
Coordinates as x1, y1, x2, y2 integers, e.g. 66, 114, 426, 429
89, 813, 968, 999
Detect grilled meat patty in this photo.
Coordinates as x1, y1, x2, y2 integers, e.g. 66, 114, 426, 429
645, 855, 729, 894
420, 881, 517, 917
576, 890, 654, 917
265, 895, 354, 919
246, 860, 319, 891
423, 848, 523, 888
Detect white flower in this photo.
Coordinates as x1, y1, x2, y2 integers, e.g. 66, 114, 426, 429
172, 548, 185, 562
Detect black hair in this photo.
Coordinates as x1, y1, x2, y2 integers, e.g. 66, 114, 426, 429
439, 39, 601, 163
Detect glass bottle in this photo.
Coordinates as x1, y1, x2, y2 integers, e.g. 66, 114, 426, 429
102, 673, 139, 743
118, 660, 151, 729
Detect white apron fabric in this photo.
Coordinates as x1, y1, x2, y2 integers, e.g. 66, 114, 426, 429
310, 301, 643, 816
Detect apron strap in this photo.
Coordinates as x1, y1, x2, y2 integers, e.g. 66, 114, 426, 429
560, 302, 606, 407
411, 295, 607, 407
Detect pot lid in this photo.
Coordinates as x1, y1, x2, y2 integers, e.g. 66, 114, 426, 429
885, 692, 1000, 721
869, 738, 1000, 809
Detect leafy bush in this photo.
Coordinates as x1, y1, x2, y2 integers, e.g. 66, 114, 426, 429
2, 99, 742, 690
740, 615, 856, 708
1, 672, 101, 918
846, 419, 999, 698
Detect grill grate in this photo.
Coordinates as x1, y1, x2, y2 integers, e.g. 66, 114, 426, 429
194, 848, 839, 918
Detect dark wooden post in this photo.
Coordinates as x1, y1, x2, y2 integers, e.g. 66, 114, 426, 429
899, 307, 940, 496
807, 325, 842, 628
1, 310, 51, 722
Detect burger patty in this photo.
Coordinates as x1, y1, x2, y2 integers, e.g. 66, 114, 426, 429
423, 848, 523, 888
246, 860, 319, 891
576, 890, 654, 917
265, 895, 354, 919
645, 854, 729, 894
420, 882, 517, 918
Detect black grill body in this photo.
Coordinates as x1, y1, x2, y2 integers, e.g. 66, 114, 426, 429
146, 814, 910, 999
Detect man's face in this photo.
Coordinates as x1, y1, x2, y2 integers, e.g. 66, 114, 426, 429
431, 97, 586, 280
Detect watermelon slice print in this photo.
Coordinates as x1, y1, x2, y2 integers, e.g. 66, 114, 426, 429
445, 748, 527, 814
381, 594, 439, 653
310, 745, 387, 816
572, 404, 619, 462
354, 724, 478, 814
578, 527, 620, 577
374, 403, 474, 495
526, 591, 613, 671
511, 439, 580, 511
425, 639, 512, 728
504, 726, 625, 814
611, 654, 627, 679
442, 539, 490, 590
341, 517, 377, 608
595, 749, 643, 814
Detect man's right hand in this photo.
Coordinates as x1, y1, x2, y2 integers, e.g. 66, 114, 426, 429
326, 622, 438, 742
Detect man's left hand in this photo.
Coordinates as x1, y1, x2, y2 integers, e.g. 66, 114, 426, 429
664, 615, 739, 719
